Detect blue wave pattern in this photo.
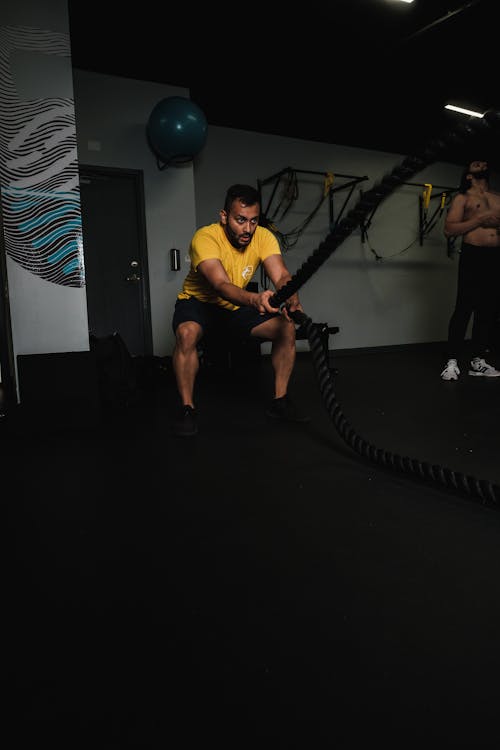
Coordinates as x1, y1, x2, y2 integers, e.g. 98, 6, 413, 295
0, 24, 84, 287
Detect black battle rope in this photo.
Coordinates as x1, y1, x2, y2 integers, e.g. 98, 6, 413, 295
271, 110, 500, 508
292, 310, 500, 509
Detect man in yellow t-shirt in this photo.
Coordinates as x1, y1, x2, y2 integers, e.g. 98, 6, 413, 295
171, 183, 309, 436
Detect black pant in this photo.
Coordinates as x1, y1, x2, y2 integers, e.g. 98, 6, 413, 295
447, 242, 500, 359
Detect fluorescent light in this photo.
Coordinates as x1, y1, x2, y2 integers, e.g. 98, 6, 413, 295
444, 104, 484, 118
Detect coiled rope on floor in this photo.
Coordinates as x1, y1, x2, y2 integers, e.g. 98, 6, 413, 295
269, 110, 500, 508
294, 311, 500, 508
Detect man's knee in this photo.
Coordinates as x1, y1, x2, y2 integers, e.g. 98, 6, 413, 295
256, 316, 296, 343
176, 321, 202, 350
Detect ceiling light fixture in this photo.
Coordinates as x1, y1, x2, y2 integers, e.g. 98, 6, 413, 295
444, 104, 484, 118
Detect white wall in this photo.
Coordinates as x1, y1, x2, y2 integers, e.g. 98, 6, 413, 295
193, 126, 464, 353
73, 69, 465, 357
71, 73, 481, 360
0, 0, 475, 411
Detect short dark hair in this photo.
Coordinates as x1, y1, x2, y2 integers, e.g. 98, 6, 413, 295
224, 184, 260, 212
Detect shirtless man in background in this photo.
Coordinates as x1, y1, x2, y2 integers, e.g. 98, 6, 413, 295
440, 159, 500, 379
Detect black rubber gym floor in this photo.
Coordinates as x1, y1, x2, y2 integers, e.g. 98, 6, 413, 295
6, 344, 500, 746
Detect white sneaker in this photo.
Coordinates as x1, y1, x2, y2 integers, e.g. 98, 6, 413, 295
441, 358, 460, 380
468, 357, 500, 377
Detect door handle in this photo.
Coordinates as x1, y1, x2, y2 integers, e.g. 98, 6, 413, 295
126, 260, 141, 282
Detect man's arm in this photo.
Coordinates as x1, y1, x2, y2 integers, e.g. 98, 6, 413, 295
444, 193, 500, 237
197, 258, 281, 313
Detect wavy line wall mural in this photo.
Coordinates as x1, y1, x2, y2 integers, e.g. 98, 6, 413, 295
0, 23, 84, 288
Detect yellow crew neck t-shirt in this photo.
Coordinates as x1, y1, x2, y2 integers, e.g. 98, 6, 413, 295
177, 222, 281, 310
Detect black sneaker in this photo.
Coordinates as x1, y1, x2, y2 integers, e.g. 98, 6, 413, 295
266, 395, 310, 423
172, 405, 198, 437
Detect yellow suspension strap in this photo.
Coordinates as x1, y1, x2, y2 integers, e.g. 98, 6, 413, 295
423, 183, 433, 211
419, 183, 433, 244
422, 188, 451, 239
324, 172, 334, 196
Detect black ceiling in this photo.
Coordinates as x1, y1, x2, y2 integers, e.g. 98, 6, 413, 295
68, 0, 500, 170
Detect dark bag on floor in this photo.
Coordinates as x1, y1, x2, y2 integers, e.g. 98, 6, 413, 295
90, 332, 138, 408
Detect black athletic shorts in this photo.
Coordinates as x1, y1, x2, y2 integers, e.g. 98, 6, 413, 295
172, 297, 280, 342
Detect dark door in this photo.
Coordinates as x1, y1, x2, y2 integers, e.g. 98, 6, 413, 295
79, 165, 152, 357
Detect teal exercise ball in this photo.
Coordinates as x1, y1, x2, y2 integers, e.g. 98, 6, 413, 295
146, 96, 208, 167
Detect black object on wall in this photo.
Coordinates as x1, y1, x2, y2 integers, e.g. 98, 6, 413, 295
170, 248, 181, 271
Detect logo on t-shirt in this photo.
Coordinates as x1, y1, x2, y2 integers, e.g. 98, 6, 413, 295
242, 265, 253, 281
